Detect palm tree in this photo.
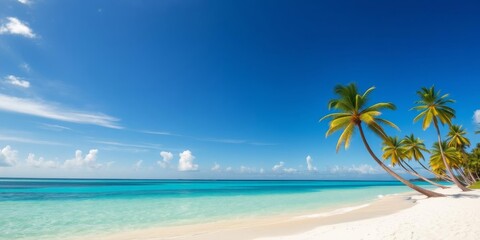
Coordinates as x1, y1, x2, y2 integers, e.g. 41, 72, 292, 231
412, 86, 470, 191
430, 141, 463, 182
382, 136, 448, 189
321, 83, 443, 197
447, 125, 475, 183
403, 134, 452, 182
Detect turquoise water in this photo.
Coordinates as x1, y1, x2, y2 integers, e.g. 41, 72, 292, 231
0, 178, 442, 240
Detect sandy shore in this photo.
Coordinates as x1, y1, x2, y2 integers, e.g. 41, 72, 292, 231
258, 187, 480, 240
83, 187, 480, 240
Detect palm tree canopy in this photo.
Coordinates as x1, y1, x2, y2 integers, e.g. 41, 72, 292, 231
447, 124, 471, 149
430, 141, 462, 172
412, 86, 455, 130
320, 83, 398, 152
402, 134, 429, 161
382, 136, 407, 166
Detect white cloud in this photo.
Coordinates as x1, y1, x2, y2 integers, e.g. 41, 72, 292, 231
178, 150, 198, 171
18, 0, 32, 5
240, 166, 255, 173
272, 161, 297, 173
272, 161, 285, 171
0, 17, 35, 38
330, 164, 378, 175
64, 149, 100, 168
26, 153, 58, 168
283, 168, 297, 173
259, 168, 265, 174
306, 155, 317, 171
0, 94, 121, 129
0, 145, 18, 167
158, 151, 173, 168
4, 75, 30, 88
211, 162, 220, 172
225, 166, 233, 172
474, 110, 480, 124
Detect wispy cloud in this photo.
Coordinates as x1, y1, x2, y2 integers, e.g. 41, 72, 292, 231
91, 140, 160, 150
140, 130, 179, 136
211, 162, 221, 172
0, 94, 121, 129
0, 134, 67, 146
4, 75, 30, 88
39, 123, 72, 132
0, 17, 35, 38
200, 138, 246, 144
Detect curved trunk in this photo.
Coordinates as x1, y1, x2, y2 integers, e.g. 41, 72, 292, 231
418, 161, 452, 182
455, 169, 469, 185
401, 161, 449, 189
467, 169, 477, 183
432, 119, 471, 191
357, 124, 444, 197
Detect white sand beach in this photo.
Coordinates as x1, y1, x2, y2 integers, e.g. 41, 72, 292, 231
91, 187, 480, 240
258, 187, 480, 240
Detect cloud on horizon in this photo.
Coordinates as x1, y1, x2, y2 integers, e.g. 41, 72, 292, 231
306, 155, 317, 171
178, 150, 198, 171
0, 145, 18, 167
158, 151, 173, 168
330, 164, 379, 175
0, 94, 121, 129
0, 17, 35, 38
64, 149, 100, 168
26, 153, 58, 168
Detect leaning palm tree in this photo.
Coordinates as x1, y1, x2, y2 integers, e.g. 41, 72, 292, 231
382, 136, 448, 189
321, 83, 443, 197
430, 141, 464, 182
412, 86, 470, 191
403, 134, 452, 182
447, 125, 475, 183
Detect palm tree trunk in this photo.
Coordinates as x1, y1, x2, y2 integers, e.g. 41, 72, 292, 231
417, 161, 452, 182
357, 123, 444, 197
467, 169, 476, 183
454, 169, 469, 185
459, 168, 473, 184
401, 161, 449, 189
432, 119, 471, 191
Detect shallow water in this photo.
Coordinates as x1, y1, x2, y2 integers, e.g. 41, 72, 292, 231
0, 178, 443, 240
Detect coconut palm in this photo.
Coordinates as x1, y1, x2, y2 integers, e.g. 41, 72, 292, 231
403, 134, 452, 182
412, 86, 470, 191
382, 136, 448, 189
430, 141, 463, 182
321, 83, 443, 197
447, 125, 475, 183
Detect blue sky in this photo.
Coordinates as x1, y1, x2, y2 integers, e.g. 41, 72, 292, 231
0, 0, 479, 179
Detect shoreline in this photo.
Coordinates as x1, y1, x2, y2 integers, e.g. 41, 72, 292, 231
81, 191, 417, 240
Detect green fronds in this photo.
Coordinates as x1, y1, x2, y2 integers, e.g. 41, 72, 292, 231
320, 83, 397, 152
413, 86, 456, 130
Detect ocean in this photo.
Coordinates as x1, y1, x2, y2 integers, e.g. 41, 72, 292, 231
0, 178, 442, 240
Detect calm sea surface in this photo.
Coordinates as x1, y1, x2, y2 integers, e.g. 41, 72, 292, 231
0, 178, 442, 240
